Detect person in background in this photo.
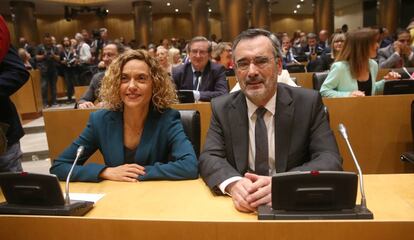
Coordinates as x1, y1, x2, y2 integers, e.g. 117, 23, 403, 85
17, 48, 33, 70
318, 29, 330, 51
0, 15, 30, 172
36, 33, 60, 107
78, 42, 124, 109
377, 29, 414, 69
50, 50, 198, 182
406, 18, 414, 47
378, 27, 393, 49
199, 28, 342, 213
168, 47, 182, 67
320, 28, 400, 98
172, 36, 228, 102
307, 33, 346, 72
156, 47, 172, 75
60, 36, 78, 102
301, 33, 323, 62
211, 42, 234, 76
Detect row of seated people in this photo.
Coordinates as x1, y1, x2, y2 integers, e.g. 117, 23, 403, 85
50, 29, 342, 214
282, 28, 414, 73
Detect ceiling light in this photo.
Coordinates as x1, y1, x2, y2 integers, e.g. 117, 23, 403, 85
294, 10, 297, 14
175, 8, 179, 12
208, 8, 212, 12
297, 4, 301, 8
301, 0, 304, 2
167, 2, 171, 6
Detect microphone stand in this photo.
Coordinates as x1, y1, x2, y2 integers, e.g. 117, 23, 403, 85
65, 146, 84, 205
338, 123, 369, 212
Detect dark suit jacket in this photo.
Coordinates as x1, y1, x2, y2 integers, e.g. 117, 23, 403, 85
50, 107, 198, 182
377, 44, 414, 68
199, 84, 342, 194
172, 61, 228, 101
0, 46, 30, 147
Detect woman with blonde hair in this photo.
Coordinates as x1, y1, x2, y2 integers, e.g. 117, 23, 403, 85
50, 49, 198, 182
320, 28, 399, 97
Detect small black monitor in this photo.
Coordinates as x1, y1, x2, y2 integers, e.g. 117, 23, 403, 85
383, 80, 414, 95
271, 171, 357, 211
0, 172, 94, 216
177, 90, 195, 103
0, 172, 65, 206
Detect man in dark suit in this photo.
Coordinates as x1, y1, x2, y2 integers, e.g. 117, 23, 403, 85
199, 29, 342, 213
0, 16, 30, 172
378, 29, 414, 69
172, 36, 228, 102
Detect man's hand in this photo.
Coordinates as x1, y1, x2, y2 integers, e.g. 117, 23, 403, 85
78, 101, 95, 109
244, 173, 272, 208
383, 71, 401, 80
226, 177, 256, 213
393, 41, 402, 54
99, 164, 145, 182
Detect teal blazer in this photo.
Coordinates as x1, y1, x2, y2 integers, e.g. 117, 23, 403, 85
50, 107, 198, 182
320, 59, 385, 97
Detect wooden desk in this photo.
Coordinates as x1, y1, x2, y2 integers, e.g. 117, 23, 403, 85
1, 174, 413, 239
290, 72, 313, 89
10, 70, 43, 119
227, 76, 237, 90
324, 94, 414, 174
74, 86, 89, 102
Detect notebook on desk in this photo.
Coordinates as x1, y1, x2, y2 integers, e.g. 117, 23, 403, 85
0, 172, 93, 216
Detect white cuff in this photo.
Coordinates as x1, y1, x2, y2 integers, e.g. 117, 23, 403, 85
218, 176, 243, 196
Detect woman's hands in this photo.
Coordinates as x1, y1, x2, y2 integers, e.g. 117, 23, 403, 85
99, 164, 145, 182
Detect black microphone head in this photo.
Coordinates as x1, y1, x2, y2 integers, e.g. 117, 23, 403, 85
76, 146, 85, 156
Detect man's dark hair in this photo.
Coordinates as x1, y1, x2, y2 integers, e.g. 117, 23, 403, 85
105, 41, 125, 54
188, 36, 212, 53
232, 28, 281, 60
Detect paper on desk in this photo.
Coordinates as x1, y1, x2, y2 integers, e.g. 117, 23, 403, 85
69, 193, 105, 203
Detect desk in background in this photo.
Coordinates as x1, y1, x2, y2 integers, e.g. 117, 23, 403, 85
323, 94, 414, 173
0, 174, 413, 239
10, 70, 43, 119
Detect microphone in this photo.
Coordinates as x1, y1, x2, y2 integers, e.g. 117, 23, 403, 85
402, 67, 414, 80
65, 145, 85, 204
338, 123, 368, 211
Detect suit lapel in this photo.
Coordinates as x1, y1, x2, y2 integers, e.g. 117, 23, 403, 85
229, 93, 249, 173
275, 85, 294, 172
106, 111, 125, 167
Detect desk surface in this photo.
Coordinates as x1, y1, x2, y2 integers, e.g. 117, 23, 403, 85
1, 174, 414, 239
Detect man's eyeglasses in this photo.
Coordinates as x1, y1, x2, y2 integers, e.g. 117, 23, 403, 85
190, 49, 208, 56
399, 39, 411, 43
235, 56, 274, 71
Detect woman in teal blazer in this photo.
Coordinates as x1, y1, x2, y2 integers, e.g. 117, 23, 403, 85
50, 50, 198, 182
320, 28, 400, 98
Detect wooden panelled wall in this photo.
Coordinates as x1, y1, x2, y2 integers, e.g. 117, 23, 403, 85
6, 13, 312, 45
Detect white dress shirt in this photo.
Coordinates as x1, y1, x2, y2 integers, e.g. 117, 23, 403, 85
218, 92, 277, 194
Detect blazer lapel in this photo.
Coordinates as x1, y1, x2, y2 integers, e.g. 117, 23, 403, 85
275, 85, 294, 172
134, 107, 157, 165
106, 111, 124, 167
229, 92, 249, 173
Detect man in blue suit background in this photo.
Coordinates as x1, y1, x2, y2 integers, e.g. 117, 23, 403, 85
172, 36, 228, 102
